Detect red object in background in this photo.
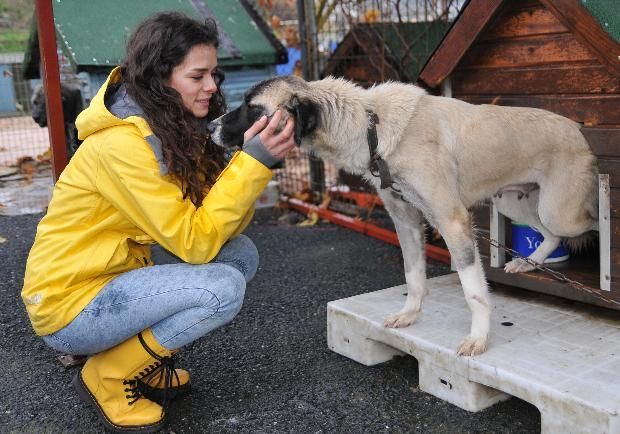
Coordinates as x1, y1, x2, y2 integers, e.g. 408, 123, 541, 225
35, 0, 68, 181
328, 190, 384, 209
286, 197, 451, 265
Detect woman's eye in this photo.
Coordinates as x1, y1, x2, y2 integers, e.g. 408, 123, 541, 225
191, 76, 202, 81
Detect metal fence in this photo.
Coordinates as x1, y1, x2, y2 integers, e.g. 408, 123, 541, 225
0, 53, 54, 216
253, 0, 465, 222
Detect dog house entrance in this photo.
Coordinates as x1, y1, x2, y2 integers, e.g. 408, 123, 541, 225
485, 174, 612, 308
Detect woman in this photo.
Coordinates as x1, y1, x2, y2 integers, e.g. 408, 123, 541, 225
21, 11, 295, 432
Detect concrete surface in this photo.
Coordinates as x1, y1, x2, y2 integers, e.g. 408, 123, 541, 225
0, 208, 542, 433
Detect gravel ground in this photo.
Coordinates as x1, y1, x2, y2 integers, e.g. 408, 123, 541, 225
0, 208, 540, 433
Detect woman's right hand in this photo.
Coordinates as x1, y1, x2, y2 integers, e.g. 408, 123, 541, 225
243, 110, 296, 160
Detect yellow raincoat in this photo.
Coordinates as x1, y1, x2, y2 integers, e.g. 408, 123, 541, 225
22, 68, 272, 336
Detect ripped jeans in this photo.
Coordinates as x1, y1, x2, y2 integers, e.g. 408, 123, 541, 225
42, 235, 258, 355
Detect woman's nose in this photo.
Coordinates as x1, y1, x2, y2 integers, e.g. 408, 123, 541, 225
204, 75, 217, 92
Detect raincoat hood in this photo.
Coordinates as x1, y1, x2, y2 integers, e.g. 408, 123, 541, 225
76, 67, 168, 175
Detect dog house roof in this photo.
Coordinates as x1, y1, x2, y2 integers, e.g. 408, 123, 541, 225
418, 0, 620, 88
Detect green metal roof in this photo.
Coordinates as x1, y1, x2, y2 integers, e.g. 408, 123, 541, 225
25, 0, 282, 76
373, 22, 451, 80
580, 0, 620, 43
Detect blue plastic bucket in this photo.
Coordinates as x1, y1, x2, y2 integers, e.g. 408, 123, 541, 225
511, 223, 569, 263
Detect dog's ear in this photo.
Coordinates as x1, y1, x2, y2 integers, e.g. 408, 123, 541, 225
289, 95, 319, 145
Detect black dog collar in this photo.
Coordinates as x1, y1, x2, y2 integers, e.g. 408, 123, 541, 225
366, 110, 394, 189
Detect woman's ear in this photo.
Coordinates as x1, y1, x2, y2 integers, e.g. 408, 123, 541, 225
289, 95, 319, 145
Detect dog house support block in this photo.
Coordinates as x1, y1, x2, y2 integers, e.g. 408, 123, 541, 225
327, 274, 620, 434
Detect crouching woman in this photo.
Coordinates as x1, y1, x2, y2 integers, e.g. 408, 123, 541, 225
21, 11, 295, 432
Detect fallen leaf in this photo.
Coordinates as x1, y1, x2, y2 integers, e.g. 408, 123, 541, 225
0, 235, 6, 244
18, 156, 37, 175
297, 211, 319, 227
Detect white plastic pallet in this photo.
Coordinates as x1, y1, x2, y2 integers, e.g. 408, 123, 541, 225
327, 273, 620, 434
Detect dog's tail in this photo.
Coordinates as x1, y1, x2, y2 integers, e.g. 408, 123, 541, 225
564, 231, 598, 255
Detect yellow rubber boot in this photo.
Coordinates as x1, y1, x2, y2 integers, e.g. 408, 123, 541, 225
72, 329, 176, 433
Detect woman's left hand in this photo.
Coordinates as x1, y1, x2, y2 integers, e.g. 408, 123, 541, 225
244, 110, 296, 160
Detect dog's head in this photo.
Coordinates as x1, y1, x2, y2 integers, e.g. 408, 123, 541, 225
209, 75, 319, 149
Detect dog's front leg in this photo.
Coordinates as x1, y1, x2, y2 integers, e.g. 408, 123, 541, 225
436, 207, 491, 356
379, 191, 427, 328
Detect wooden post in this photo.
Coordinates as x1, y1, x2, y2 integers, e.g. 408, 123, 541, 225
35, 0, 67, 182
490, 201, 506, 268
599, 174, 610, 291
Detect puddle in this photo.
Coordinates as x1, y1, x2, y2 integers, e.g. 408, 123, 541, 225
0, 167, 53, 216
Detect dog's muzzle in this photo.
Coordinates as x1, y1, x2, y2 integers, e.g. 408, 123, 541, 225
205, 122, 217, 135
205, 118, 225, 147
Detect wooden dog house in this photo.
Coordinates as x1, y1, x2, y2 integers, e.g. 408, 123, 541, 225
417, 0, 620, 309
322, 21, 450, 86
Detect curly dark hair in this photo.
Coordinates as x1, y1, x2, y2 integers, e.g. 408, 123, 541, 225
120, 11, 228, 206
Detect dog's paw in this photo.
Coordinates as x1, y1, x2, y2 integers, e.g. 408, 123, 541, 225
504, 258, 536, 273
457, 335, 488, 356
383, 311, 418, 328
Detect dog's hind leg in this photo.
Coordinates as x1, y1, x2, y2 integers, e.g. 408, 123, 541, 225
435, 206, 491, 356
493, 190, 562, 273
379, 190, 427, 329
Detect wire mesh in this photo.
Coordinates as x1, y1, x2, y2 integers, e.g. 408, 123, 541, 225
252, 0, 464, 229
0, 58, 54, 216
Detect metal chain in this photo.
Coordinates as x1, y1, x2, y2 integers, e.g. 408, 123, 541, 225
476, 232, 620, 308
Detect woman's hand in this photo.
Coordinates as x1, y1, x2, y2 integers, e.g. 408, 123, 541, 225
243, 110, 296, 160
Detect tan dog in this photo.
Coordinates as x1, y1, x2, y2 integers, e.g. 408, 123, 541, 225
209, 75, 599, 356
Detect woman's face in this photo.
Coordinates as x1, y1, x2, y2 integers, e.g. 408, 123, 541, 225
168, 43, 219, 118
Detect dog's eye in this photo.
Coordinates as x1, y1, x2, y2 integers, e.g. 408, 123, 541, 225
247, 105, 264, 119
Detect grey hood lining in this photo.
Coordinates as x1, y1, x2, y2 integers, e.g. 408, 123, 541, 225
106, 83, 168, 175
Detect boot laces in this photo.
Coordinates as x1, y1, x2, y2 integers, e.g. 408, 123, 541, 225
121, 332, 179, 414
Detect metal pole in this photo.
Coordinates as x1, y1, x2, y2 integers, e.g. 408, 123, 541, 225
296, 0, 324, 195
296, 0, 310, 80
35, 0, 67, 182
304, 0, 320, 80
296, 0, 320, 81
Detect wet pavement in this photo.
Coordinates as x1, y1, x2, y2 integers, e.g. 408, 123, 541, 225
0, 208, 540, 433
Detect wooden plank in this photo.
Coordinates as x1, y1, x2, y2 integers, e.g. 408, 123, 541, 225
459, 33, 595, 69
483, 256, 620, 311
612, 216, 620, 246
540, 0, 620, 77
459, 94, 620, 126
612, 247, 620, 278
582, 127, 620, 158
452, 63, 619, 95
611, 192, 620, 220
480, 3, 568, 40
598, 159, 620, 188
418, 0, 504, 88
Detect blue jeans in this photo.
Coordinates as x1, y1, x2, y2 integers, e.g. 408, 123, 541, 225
42, 235, 258, 355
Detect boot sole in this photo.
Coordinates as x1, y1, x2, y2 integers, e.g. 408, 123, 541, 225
138, 381, 191, 406
72, 372, 166, 433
